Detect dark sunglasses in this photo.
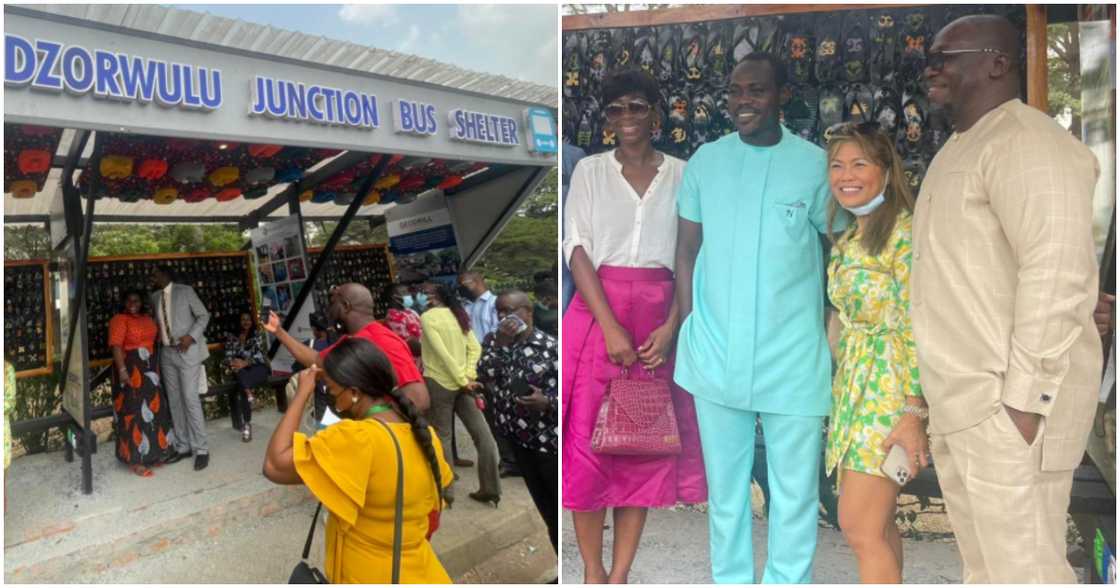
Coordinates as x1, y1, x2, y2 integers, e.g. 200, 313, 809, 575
926, 48, 1006, 71
604, 99, 652, 120
824, 120, 881, 144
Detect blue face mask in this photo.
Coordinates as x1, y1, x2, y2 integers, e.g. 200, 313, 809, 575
415, 293, 429, 310
402, 294, 415, 309
841, 172, 889, 217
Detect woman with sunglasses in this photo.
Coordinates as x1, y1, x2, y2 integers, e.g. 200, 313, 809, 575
823, 121, 928, 583
563, 68, 707, 584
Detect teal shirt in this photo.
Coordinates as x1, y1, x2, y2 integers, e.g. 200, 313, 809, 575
674, 127, 842, 416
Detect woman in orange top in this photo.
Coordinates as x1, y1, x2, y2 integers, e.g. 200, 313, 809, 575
263, 338, 453, 583
109, 290, 176, 476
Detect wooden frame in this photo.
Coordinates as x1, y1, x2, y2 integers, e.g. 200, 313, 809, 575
562, 3, 1050, 112
6, 259, 53, 379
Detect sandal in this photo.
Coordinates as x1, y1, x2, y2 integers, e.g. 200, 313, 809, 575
130, 464, 153, 478
815, 19, 842, 85
842, 14, 869, 83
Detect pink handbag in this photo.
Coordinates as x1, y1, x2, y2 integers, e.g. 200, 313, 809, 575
591, 368, 682, 456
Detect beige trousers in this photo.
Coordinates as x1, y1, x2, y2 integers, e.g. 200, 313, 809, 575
930, 406, 1077, 584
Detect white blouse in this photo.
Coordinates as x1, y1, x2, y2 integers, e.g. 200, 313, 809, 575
563, 150, 685, 271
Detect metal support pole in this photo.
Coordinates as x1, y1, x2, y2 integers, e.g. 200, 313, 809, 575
267, 155, 390, 360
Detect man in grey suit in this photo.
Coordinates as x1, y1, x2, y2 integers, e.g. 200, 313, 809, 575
151, 265, 212, 471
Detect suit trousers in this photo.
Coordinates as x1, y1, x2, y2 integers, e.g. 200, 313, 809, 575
510, 439, 558, 553
160, 349, 208, 455
693, 396, 823, 584
930, 406, 1077, 583
426, 378, 500, 499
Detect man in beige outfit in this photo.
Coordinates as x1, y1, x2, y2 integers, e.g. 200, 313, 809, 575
912, 15, 1103, 584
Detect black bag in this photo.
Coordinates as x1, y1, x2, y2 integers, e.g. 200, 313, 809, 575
289, 420, 406, 584
288, 503, 328, 584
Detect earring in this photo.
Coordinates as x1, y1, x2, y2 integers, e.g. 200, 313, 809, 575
352, 394, 358, 404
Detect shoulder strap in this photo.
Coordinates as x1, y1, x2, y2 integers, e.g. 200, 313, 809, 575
374, 419, 405, 584
301, 502, 322, 560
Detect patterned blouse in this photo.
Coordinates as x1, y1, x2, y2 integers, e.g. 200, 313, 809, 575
385, 308, 422, 341
825, 212, 922, 481
108, 313, 158, 353
477, 329, 558, 454
223, 330, 268, 370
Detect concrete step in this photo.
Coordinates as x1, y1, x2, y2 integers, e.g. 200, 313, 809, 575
5, 407, 553, 583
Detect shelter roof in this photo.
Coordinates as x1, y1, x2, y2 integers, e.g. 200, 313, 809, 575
10, 4, 557, 108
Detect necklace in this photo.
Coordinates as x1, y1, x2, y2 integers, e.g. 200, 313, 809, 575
364, 404, 394, 419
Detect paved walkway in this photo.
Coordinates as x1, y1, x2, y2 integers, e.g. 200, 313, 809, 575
5, 405, 555, 583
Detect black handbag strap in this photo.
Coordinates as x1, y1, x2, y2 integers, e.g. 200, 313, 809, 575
301, 502, 322, 560
374, 419, 405, 585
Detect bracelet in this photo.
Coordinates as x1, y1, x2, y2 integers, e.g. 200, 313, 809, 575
902, 404, 929, 420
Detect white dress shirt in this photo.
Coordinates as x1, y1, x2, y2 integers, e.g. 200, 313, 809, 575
563, 150, 685, 271
160, 282, 174, 345
467, 290, 499, 342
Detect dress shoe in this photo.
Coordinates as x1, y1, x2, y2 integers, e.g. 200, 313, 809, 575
194, 454, 209, 471
499, 465, 522, 478
468, 491, 501, 508
164, 450, 191, 465
453, 458, 474, 467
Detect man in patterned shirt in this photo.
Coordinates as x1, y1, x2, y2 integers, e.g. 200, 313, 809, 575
477, 289, 559, 554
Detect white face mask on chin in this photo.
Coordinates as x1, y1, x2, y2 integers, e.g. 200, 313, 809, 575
842, 172, 889, 217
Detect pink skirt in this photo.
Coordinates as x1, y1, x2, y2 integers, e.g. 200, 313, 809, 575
562, 265, 707, 511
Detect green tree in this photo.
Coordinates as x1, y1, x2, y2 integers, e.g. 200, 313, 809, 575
1048, 22, 1082, 139
476, 168, 558, 291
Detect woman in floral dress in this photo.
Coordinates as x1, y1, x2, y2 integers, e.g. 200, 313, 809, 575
823, 122, 928, 583
109, 290, 176, 476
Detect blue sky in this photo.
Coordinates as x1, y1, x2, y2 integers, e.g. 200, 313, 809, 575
176, 4, 558, 87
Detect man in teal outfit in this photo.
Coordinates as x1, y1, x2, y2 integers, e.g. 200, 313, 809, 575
673, 54, 841, 583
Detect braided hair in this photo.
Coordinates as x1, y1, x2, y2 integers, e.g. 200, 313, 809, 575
321, 338, 443, 504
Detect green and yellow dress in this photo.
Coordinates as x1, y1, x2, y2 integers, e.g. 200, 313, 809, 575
825, 212, 922, 484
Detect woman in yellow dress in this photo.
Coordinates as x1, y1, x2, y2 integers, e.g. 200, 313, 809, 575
264, 337, 453, 583
823, 122, 929, 583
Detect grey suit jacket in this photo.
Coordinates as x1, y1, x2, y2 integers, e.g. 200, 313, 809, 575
151, 283, 211, 366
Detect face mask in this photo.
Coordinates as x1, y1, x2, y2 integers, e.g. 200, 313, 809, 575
841, 172, 889, 217
402, 295, 415, 309
415, 293, 429, 310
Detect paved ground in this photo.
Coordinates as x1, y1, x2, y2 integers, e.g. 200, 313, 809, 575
5, 405, 556, 583
561, 507, 963, 584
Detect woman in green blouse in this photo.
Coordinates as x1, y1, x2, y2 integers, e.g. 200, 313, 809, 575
823, 122, 929, 583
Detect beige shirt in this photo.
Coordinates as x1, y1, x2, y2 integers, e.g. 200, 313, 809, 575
563, 150, 685, 271
911, 99, 1102, 469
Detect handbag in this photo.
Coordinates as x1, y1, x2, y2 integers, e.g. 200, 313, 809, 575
591, 368, 682, 456
288, 420, 406, 584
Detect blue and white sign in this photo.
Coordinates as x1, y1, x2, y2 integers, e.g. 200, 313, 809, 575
5, 34, 223, 110
249, 76, 379, 129
393, 99, 438, 136
448, 108, 519, 147
523, 107, 558, 154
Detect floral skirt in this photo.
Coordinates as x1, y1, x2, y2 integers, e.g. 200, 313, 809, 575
111, 347, 176, 466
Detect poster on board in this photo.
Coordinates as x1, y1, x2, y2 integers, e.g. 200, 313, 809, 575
386, 192, 461, 285
251, 216, 315, 372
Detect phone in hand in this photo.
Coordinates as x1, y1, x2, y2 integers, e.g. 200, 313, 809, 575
260, 300, 273, 326
508, 377, 532, 397
880, 444, 912, 486
501, 314, 528, 335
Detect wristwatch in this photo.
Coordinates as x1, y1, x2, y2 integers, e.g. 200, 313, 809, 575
902, 404, 929, 420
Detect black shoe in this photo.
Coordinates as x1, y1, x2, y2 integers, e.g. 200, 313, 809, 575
453, 458, 474, 467
468, 491, 501, 508
499, 465, 522, 478
194, 454, 209, 471
164, 450, 191, 465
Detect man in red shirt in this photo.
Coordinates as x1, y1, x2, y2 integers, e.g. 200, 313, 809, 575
264, 283, 430, 411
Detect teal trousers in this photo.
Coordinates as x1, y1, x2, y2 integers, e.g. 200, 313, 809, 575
693, 396, 823, 583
